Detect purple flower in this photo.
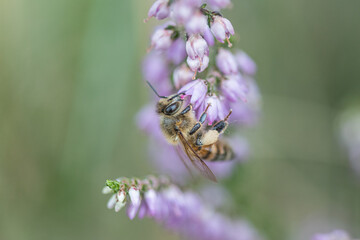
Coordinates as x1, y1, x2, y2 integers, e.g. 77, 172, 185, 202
186, 34, 209, 60
187, 55, 209, 77
129, 187, 141, 206
182, 0, 203, 7
185, 11, 208, 35
211, 16, 235, 47
178, 79, 208, 109
142, 52, 169, 83
203, 26, 215, 46
145, 0, 170, 22
208, 0, 232, 11
221, 74, 248, 103
186, 34, 210, 76
104, 176, 263, 240
151, 27, 173, 51
173, 63, 193, 89
235, 50, 257, 76
107, 194, 116, 209
144, 189, 157, 215
230, 77, 261, 126
171, 1, 194, 25
127, 202, 140, 220
167, 37, 186, 65
205, 95, 228, 125
312, 230, 351, 240
216, 48, 238, 75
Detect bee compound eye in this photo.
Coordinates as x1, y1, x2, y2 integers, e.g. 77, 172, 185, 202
164, 102, 180, 115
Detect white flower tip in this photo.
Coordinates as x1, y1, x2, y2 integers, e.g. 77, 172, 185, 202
114, 201, 125, 212
129, 188, 141, 206
117, 191, 126, 202
102, 186, 113, 194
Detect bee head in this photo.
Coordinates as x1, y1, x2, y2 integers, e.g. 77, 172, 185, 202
156, 93, 185, 115
146, 81, 185, 116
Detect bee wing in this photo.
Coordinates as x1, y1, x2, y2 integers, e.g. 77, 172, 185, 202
177, 131, 217, 182
174, 145, 194, 178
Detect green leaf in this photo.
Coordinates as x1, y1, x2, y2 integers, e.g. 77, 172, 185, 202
106, 179, 120, 193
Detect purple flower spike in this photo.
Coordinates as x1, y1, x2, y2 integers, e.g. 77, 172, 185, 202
151, 28, 173, 51
235, 50, 257, 76
173, 64, 193, 89
205, 95, 228, 125
222, 74, 248, 103
211, 16, 235, 47
185, 11, 208, 35
216, 48, 238, 75
167, 38, 187, 65
208, 0, 232, 11
178, 79, 208, 109
145, 0, 170, 22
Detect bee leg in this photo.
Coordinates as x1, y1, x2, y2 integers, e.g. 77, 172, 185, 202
180, 104, 192, 115
189, 104, 211, 136
211, 109, 233, 134
197, 130, 219, 146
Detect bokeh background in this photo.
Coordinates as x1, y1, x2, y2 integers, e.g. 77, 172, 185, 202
1, 0, 359, 239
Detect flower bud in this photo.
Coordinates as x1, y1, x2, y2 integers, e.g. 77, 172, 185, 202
186, 34, 209, 60
185, 11, 208, 35
144, 189, 157, 215
102, 186, 113, 194
145, 0, 170, 22
171, 1, 194, 25
173, 64, 193, 89
221, 74, 248, 102
216, 48, 238, 75
107, 194, 117, 209
127, 202, 140, 220
211, 16, 235, 47
235, 50, 257, 76
186, 55, 209, 76
151, 27, 173, 51
129, 188, 141, 207
203, 26, 215, 46
208, 0, 232, 11
167, 38, 186, 65
117, 190, 126, 203
205, 95, 227, 125
114, 200, 126, 212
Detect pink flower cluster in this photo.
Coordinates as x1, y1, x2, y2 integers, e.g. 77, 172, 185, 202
142, 0, 260, 126
138, 0, 261, 180
104, 177, 263, 240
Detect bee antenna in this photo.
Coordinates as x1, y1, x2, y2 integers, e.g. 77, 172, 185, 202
146, 81, 166, 98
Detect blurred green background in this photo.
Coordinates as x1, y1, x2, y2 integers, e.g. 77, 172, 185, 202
0, 0, 359, 239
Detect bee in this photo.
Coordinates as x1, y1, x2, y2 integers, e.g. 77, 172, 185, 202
147, 82, 234, 182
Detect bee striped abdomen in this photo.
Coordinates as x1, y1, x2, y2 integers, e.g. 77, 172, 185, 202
199, 141, 234, 162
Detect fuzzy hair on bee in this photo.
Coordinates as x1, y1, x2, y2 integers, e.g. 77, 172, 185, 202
147, 81, 234, 181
